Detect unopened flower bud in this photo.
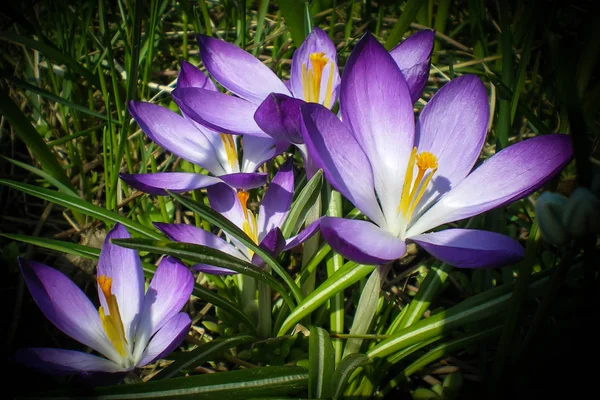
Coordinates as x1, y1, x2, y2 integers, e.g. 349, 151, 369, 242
535, 192, 569, 246
562, 187, 600, 237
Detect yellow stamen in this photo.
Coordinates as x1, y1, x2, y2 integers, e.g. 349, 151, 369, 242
237, 191, 259, 254
301, 52, 335, 105
398, 148, 438, 223
220, 134, 238, 171
97, 276, 128, 357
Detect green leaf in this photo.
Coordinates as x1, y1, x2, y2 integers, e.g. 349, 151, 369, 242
28, 366, 308, 399
0, 92, 73, 191
0, 31, 101, 89
2, 156, 78, 197
331, 353, 371, 400
384, 0, 423, 50
275, 0, 306, 47
278, 263, 376, 336
168, 191, 303, 304
281, 169, 323, 239
111, 238, 296, 311
308, 326, 335, 399
154, 336, 256, 380
0, 180, 161, 239
1, 233, 100, 259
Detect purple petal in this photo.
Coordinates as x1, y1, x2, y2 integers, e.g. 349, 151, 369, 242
207, 183, 246, 230
128, 101, 223, 171
138, 312, 191, 366
300, 103, 384, 226
15, 348, 124, 374
290, 27, 341, 107
254, 93, 305, 144
320, 217, 407, 265
408, 134, 574, 236
241, 135, 284, 172
120, 172, 223, 195
410, 229, 524, 269
97, 224, 144, 345
173, 87, 268, 137
133, 256, 193, 361
340, 32, 415, 224
177, 60, 217, 91
18, 259, 117, 361
412, 75, 490, 215
251, 227, 286, 268
389, 30, 434, 103
154, 222, 248, 271
197, 35, 289, 104
220, 172, 269, 190
257, 159, 294, 241
284, 218, 322, 250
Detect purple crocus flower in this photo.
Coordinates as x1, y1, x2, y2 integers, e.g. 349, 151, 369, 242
300, 33, 573, 268
155, 160, 320, 274
16, 224, 194, 375
252, 29, 434, 176
170, 28, 340, 159
120, 60, 282, 194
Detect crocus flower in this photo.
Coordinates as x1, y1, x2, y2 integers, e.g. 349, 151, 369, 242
251, 29, 434, 176
155, 160, 320, 274
16, 224, 194, 375
171, 28, 340, 150
300, 33, 573, 268
120, 60, 282, 194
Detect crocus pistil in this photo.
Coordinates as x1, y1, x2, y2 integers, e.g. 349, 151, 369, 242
302, 52, 335, 107
97, 275, 133, 368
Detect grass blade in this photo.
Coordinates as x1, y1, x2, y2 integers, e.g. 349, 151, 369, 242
280, 169, 323, 239
0, 180, 161, 239
308, 326, 335, 399
278, 263, 376, 336
25, 366, 308, 399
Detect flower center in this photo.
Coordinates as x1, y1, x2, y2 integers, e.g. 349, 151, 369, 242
97, 276, 129, 358
301, 52, 335, 107
398, 147, 438, 224
220, 134, 238, 172
237, 191, 259, 254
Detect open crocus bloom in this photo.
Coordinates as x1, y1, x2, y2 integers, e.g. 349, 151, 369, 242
301, 33, 574, 268
120, 60, 281, 194
155, 160, 320, 274
253, 29, 435, 174
16, 224, 194, 375
170, 28, 341, 154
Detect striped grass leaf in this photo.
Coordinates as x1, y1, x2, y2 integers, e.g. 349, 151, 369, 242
278, 263, 376, 336
308, 326, 335, 399
24, 366, 308, 399
280, 169, 323, 239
